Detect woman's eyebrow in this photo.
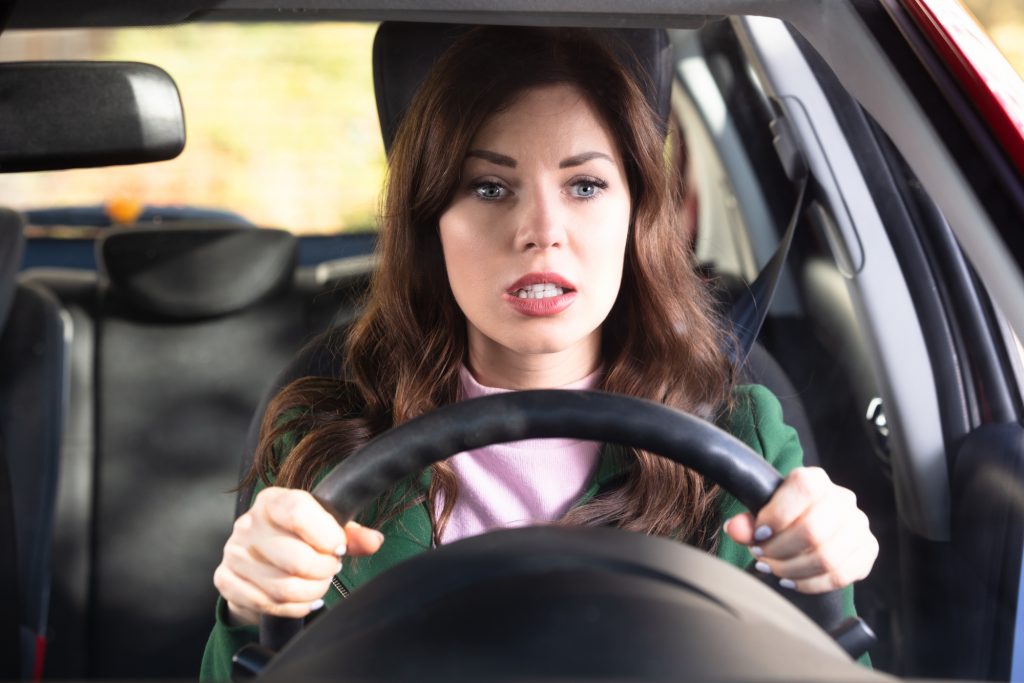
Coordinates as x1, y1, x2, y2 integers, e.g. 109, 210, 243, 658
559, 151, 614, 168
466, 149, 517, 167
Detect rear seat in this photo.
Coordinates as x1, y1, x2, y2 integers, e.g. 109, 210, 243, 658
21, 224, 373, 679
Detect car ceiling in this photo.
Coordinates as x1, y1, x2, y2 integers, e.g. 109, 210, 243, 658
3, 1, 831, 30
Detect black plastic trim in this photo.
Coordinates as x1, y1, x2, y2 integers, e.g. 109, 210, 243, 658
788, 29, 973, 452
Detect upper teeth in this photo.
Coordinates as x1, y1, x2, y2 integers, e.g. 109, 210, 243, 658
514, 283, 565, 299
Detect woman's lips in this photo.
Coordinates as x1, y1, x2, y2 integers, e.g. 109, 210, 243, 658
502, 289, 576, 316
506, 272, 576, 292
504, 272, 577, 316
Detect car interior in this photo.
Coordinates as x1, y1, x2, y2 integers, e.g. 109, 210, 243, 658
1, 3, 1023, 682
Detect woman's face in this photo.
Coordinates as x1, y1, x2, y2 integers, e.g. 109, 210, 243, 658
438, 84, 632, 388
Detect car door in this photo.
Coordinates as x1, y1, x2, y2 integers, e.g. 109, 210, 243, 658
673, 6, 1024, 680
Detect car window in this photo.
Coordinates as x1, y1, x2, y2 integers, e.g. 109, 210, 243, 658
0, 23, 386, 236
962, 0, 1024, 81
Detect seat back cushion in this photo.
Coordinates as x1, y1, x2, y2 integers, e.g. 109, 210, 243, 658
0, 280, 65, 677
92, 297, 308, 677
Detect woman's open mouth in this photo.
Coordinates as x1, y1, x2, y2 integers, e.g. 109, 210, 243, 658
504, 273, 577, 316
510, 283, 566, 299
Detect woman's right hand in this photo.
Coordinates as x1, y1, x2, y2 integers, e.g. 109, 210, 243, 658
213, 486, 385, 626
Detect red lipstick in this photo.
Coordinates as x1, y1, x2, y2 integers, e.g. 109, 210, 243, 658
503, 272, 577, 317
506, 272, 576, 293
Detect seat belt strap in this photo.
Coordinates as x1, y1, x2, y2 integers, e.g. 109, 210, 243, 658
726, 169, 811, 366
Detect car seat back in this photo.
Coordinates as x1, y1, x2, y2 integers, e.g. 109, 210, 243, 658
90, 227, 301, 678
0, 208, 66, 680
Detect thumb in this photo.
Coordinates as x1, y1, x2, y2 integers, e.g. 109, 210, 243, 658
342, 521, 385, 557
723, 513, 756, 545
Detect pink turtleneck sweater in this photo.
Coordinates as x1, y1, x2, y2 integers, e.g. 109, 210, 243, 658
436, 365, 604, 546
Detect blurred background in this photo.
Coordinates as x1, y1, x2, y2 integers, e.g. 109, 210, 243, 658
0, 23, 386, 235
0, 3, 1020, 237
964, 0, 1024, 77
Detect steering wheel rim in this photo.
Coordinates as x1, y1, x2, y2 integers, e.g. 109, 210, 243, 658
312, 390, 783, 521
259, 389, 788, 650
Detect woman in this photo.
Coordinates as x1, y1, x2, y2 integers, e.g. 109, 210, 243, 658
201, 26, 878, 679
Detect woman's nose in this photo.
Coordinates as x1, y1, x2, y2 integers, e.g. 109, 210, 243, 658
514, 187, 567, 251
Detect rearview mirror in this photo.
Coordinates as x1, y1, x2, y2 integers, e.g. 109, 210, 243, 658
0, 61, 185, 172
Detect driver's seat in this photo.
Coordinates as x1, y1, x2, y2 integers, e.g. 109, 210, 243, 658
235, 23, 820, 514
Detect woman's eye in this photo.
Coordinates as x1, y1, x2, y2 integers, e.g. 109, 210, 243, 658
570, 178, 607, 199
473, 182, 506, 200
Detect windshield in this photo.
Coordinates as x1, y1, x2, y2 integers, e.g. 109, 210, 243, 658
0, 23, 386, 235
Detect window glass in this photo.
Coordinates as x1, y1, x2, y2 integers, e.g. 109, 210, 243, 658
0, 23, 386, 235
962, 0, 1024, 81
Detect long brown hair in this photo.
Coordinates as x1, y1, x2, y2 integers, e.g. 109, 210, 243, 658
245, 26, 734, 549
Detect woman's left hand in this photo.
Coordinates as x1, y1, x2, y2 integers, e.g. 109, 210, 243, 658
722, 466, 879, 593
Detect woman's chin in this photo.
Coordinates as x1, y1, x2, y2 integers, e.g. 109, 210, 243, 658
467, 320, 602, 369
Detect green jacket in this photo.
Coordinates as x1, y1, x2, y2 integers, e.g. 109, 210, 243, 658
200, 384, 863, 680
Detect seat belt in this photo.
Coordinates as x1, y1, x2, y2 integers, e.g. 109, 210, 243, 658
725, 112, 811, 367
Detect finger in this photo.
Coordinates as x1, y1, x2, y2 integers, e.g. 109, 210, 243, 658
214, 563, 326, 621
758, 490, 854, 560
753, 468, 834, 549
787, 541, 874, 594
758, 518, 878, 592
220, 561, 331, 614
753, 522, 860, 580
227, 535, 342, 580
722, 513, 756, 545
234, 560, 333, 607
258, 488, 347, 555
342, 521, 386, 556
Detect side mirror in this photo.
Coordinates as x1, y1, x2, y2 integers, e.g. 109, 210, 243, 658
0, 61, 185, 172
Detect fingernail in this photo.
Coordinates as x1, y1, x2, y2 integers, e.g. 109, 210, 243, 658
779, 578, 796, 590
754, 525, 773, 542
751, 545, 764, 557
336, 560, 343, 574
334, 542, 347, 557
722, 518, 732, 534
373, 530, 385, 544
755, 561, 772, 575
309, 598, 325, 611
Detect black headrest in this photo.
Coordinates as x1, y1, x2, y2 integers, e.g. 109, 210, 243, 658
99, 225, 296, 319
372, 23, 672, 154
0, 209, 25, 328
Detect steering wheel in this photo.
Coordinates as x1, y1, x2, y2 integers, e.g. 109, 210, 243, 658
239, 390, 876, 681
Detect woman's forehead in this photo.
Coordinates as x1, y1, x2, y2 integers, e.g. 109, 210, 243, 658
467, 84, 620, 162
